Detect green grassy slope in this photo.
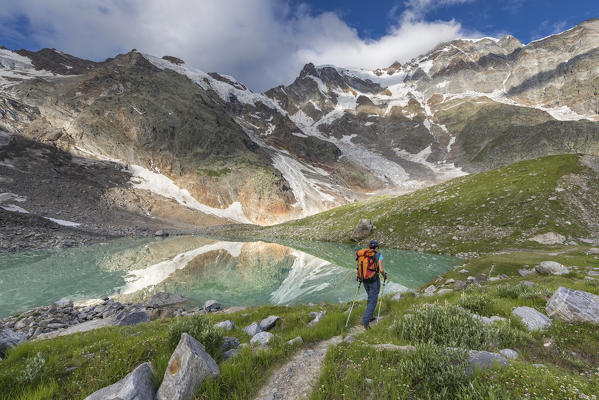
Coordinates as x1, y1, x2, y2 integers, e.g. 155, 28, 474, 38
248, 154, 599, 254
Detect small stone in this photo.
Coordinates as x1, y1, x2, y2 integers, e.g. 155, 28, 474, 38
221, 336, 240, 352
308, 310, 326, 326
454, 280, 467, 290
54, 298, 73, 308
214, 320, 235, 331
287, 336, 303, 345
499, 349, 518, 360
365, 378, 373, 384
437, 288, 453, 295
588, 271, 599, 276
259, 316, 280, 331
520, 280, 535, 287
532, 363, 546, 368
518, 268, 536, 277
392, 293, 402, 301
223, 349, 238, 360
203, 300, 221, 312
242, 322, 263, 336
343, 335, 355, 343
459, 269, 468, 274
250, 331, 275, 347
445, 278, 455, 284
467, 350, 508, 375
423, 285, 437, 296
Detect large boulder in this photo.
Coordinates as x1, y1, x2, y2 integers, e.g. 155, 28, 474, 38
221, 336, 240, 352
84, 362, 155, 400
242, 322, 262, 336
250, 331, 275, 347
259, 316, 280, 331
351, 219, 373, 241
535, 261, 569, 275
529, 232, 566, 245
545, 287, 599, 324
53, 297, 73, 308
157, 333, 220, 400
0, 329, 26, 355
144, 292, 187, 308
512, 306, 552, 331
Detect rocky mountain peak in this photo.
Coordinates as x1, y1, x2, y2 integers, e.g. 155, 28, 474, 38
14, 48, 99, 75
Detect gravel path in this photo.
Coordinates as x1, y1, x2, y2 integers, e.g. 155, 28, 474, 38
253, 324, 366, 400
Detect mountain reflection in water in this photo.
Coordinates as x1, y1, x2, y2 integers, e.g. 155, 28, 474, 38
0, 236, 462, 317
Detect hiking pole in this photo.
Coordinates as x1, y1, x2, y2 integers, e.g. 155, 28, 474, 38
376, 275, 388, 321
345, 280, 362, 329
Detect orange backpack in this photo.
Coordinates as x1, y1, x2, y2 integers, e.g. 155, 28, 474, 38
356, 249, 378, 281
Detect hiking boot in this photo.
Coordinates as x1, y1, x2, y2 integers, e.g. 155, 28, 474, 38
362, 322, 370, 330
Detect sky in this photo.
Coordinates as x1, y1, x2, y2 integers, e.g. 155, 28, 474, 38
0, 0, 596, 91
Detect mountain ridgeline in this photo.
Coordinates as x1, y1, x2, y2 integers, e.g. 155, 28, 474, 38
0, 19, 598, 233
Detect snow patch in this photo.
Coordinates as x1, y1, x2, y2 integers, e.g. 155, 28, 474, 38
127, 164, 251, 224
45, 217, 80, 227
1, 204, 29, 213
0, 49, 56, 88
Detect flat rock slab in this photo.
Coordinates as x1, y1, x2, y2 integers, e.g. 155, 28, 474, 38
535, 261, 569, 275
546, 287, 599, 324
157, 333, 219, 400
513, 306, 552, 331
530, 232, 565, 245
84, 362, 155, 400
35, 317, 115, 341
260, 316, 280, 331
144, 292, 187, 308
117, 311, 149, 326
204, 300, 221, 313
308, 311, 326, 327
467, 350, 508, 374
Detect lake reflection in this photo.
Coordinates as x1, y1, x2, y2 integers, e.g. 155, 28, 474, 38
0, 236, 461, 317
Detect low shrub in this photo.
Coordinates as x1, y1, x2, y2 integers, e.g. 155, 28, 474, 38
167, 315, 223, 360
493, 283, 552, 300
457, 291, 494, 315
392, 303, 531, 350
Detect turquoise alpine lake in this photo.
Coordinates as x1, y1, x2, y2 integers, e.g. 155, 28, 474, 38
0, 236, 462, 318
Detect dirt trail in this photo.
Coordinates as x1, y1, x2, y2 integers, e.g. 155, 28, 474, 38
253, 324, 366, 400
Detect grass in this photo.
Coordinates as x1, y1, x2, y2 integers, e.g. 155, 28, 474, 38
227, 154, 599, 255
0, 303, 355, 400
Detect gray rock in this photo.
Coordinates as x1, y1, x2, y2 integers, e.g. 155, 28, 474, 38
287, 336, 303, 345
365, 378, 373, 384
454, 280, 467, 290
437, 288, 453, 295
445, 278, 455, 284
587, 248, 599, 255
521, 280, 535, 287
423, 285, 437, 296
512, 306, 552, 331
154, 230, 169, 237
157, 333, 220, 400
343, 335, 354, 343
84, 362, 155, 400
203, 300, 221, 313
308, 310, 326, 326
474, 315, 507, 325
0, 329, 26, 355
499, 349, 518, 360
54, 297, 73, 308
116, 311, 149, 326
588, 270, 599, 276
144, 292, 187, 308
351, 219, 373, 241
242, 322, 262, 336
518, 268, 536, 277
259, 316, 280, 331
535, 261, 569, 275
223, 349, 238, 360
530, 232, 566, 245
545, 287, 599, 324
214, 320, 235, 331
250, 331, 275, 347
467, 350, 508, 374
221, 336, 240, 352
392, 293, 402, 301
532, 363, 546, 368
458, 269, 469, 274
498, 274, 510, 280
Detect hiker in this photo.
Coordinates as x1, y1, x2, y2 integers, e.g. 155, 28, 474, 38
359, 240, 386, 329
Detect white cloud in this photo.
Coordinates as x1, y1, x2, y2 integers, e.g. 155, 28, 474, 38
0, 0, 479, 91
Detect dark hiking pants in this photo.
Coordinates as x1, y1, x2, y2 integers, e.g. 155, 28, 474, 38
362, 277, 380, 325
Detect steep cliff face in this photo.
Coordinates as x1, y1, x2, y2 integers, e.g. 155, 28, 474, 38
0, 19, 598, 228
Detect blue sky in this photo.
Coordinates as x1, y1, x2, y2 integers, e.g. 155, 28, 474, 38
297, 0, 596, 43
0, 0, 596, 90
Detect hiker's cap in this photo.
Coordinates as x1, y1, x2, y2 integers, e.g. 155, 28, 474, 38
369, 240, 379, 248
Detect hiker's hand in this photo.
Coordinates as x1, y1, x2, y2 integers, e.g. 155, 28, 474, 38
382, 272, 388, 280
